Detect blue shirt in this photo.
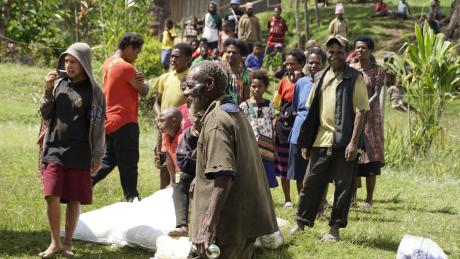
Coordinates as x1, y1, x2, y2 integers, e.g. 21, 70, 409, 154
245, 53, 264, 70
289, 76, 313, 144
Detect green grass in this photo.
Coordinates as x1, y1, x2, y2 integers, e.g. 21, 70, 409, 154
1, 60, 460, 259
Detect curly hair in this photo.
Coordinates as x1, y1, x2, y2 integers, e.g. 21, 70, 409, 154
306, 47, 327, 64
354, 35, 375, 51
286, 49, 307, 66
249, 69, 270, 88
223, 38, 249, 57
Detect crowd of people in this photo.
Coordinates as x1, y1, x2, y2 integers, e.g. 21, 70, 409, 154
36, 1, 438, 258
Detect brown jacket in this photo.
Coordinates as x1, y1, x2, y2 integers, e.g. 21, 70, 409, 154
238, 14, 262, 44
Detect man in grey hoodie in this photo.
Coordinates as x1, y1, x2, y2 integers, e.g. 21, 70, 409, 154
39, 42, 105, 258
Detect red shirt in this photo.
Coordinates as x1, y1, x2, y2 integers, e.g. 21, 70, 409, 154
102, 56, 138, 134
161, 129, 183, 171
178, 104, 192, 130
266, 16, 288, 48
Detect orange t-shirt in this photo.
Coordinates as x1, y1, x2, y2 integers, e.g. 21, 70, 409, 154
272, 76, 295, 113
161, 129, 183, 171
102, 56, 138, 134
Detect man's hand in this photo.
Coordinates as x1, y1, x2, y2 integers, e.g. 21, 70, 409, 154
45, 71, 58, 91
189, 178, 196, 199
345, 143, 358, 162
91, 163, 101, 173
301, 148, 310, 160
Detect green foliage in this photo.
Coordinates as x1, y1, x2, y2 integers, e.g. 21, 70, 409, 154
263, 51, 284, 75
136, 37, 163, 79
388, 23, 460, 154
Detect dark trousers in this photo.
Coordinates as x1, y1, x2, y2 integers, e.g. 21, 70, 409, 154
92, 123, 140, 201
296, 147, 357, 228
172, 172, 194, 227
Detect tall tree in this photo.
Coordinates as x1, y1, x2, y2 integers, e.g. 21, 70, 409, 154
0, 0, 11, 36
149, 0, 171, 37
314, 0, 320, 26
304, 0, 310, 44
443, 0, 460, 41
296, 0, 301, 48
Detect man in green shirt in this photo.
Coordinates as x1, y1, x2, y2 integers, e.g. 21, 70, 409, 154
183, 61, 278, 258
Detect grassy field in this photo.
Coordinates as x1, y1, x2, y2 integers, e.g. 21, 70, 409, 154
0, 61, 459, 259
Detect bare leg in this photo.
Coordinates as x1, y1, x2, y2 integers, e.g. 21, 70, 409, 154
365, 175, 376, 207
351, 177, 359, 208
39, 196, 63, 258
281, 178, 291, 204
295, 179, 303, 194
62, 201, 81, 256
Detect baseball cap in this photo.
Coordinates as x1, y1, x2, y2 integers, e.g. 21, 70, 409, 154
326, 34, 349, 51
230, 0, 240, 5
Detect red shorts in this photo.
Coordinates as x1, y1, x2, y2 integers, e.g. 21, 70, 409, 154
41, 163, 92, 205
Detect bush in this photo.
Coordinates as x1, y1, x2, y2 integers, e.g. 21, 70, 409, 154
136, 36, 163, 79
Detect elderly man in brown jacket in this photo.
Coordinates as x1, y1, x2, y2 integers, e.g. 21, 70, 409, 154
238, 2, 262, 51
184, 61, 278, 259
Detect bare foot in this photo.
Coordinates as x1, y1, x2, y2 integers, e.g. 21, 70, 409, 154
39, 244, 63, 258
61, 243, 75, 257
363, 201, 373, 209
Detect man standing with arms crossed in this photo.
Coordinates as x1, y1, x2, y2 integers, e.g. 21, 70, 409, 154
294, 35, 369, 242
92, 32, 149, 202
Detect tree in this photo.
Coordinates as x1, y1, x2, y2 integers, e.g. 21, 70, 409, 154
295, 0, 301, 48
0, 0, 11, 36
149, 0, 171, 36
304, 0, 310, 44
443, 0, 460, 41
388, 23, 460, 154
314, 0, 320, 26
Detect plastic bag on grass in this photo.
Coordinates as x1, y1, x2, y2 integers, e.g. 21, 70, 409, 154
396, 235, 447, 259
152, 235, 192, 259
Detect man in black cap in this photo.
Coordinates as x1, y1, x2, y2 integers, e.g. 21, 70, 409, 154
293, 34, 369, 242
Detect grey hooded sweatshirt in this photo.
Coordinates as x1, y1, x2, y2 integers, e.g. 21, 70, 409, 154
40, 42, 106, 167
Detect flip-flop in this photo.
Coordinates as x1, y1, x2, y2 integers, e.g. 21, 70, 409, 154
321, 233, 340, 242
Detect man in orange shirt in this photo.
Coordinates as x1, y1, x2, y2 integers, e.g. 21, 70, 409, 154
92, 32, 149, 202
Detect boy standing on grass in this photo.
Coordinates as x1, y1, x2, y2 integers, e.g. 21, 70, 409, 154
168, 109, 204, 237
39, 42, 105, 257
92, 33, 148, 202
328, 3, 349, 38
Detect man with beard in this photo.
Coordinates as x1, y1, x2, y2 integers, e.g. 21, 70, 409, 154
202, 1, 222, 50
184, 61, 278, 258
221, 38, 250, 105
293, 35, 369, 242
224, 0, 244, 35
153, 43, 193, 188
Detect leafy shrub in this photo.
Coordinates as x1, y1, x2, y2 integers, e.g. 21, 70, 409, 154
136, 36, 163, 79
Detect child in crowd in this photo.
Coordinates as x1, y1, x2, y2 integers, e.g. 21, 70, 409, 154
192, 38, 212, 61
211, 48, 221, 60
240, 69, 278, 188
168, 109, 204, 237
192, 42, 213, 65
190, 39, 200, 54
245, 43, 264, 70
157, 108, 183, 187
161, 19, 176, 71
218, 20, 236, 53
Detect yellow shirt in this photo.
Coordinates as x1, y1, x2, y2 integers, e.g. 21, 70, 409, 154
306, 68, 369, 147
153, 69, 188, 111
161, 29, 176, 49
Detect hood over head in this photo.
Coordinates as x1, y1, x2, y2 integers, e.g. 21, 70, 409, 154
57, 42, 98, 89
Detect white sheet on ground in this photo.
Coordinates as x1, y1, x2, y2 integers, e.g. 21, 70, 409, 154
73, 187, 291, 255
72, 188, 176, 250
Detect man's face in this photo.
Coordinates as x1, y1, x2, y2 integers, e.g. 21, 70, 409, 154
184, 68, 213, 113
231, 4, 240, 12
274, 7, 281, 17
208, 3, 217, 14
307, 53, 324, 75
337, 13, 344, 19
171, 48, 190, 72
326, 42, 346, 70
247, 7, 253, 16
64, 54, 85, 80
226, 44, 242, 66
124, 45, 142, 63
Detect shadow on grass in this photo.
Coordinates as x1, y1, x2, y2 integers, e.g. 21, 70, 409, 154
384, 205, 458, 215
0, 229, 150, 258
348, 236, 401, 252
255, 244, 294, 259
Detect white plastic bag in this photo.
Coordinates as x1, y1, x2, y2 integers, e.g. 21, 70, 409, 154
396, 235, 447, 259
152, 235, 191, 259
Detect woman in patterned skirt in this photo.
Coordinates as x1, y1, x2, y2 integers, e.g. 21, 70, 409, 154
351, 35, 386, 208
